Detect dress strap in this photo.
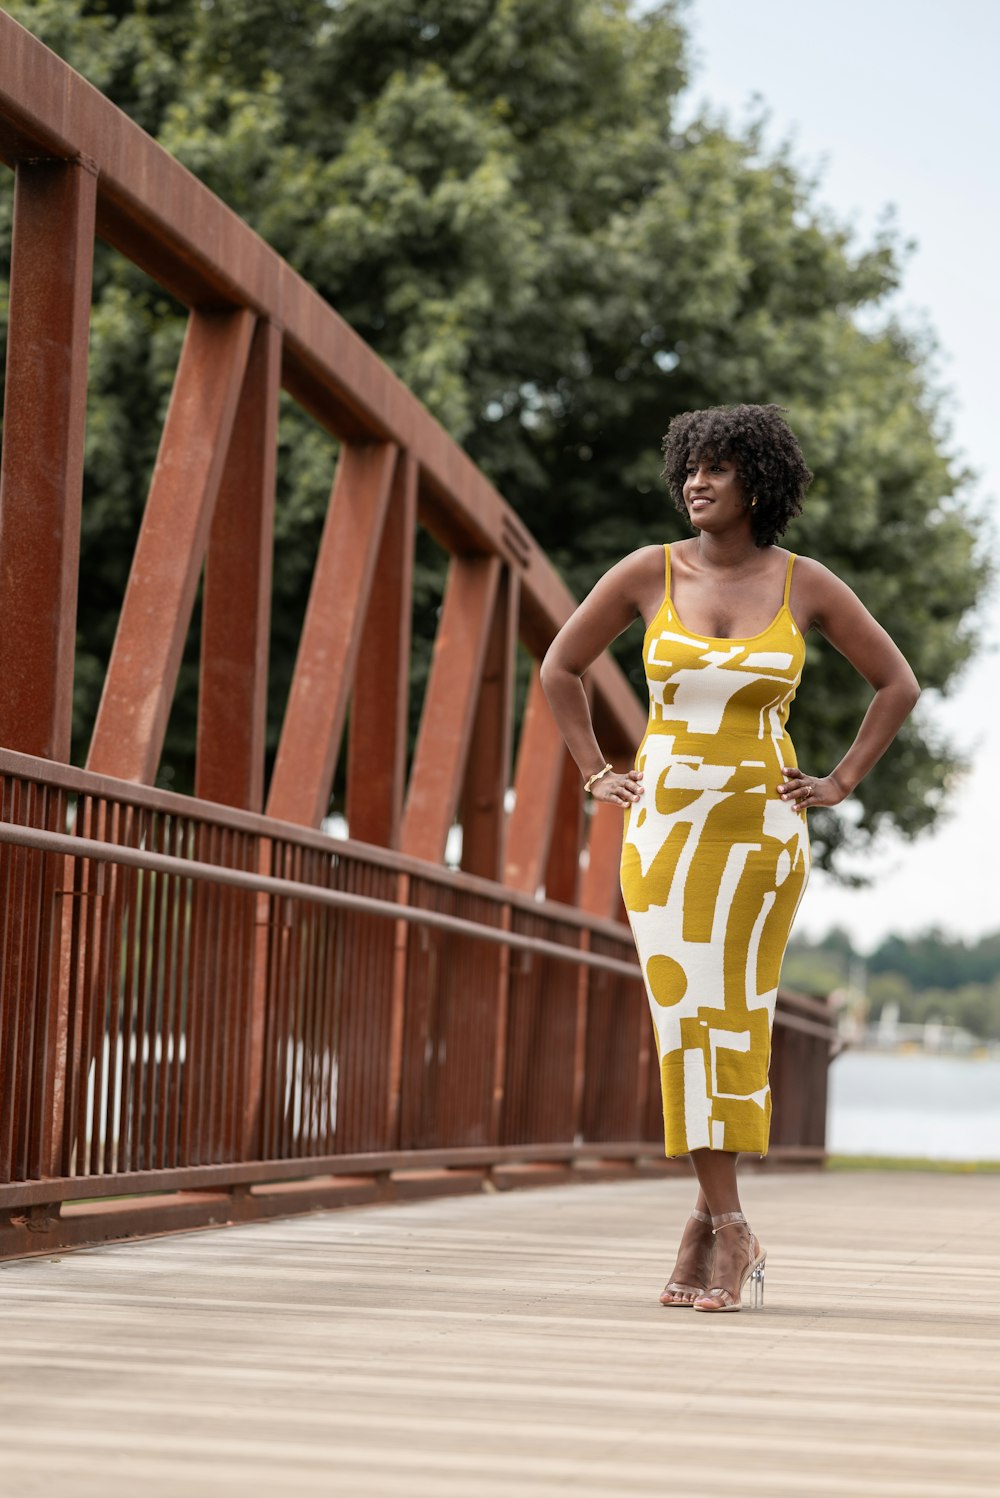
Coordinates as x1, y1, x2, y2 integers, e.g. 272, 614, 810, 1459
663, 541, 671, 593
783, 552, 797, 608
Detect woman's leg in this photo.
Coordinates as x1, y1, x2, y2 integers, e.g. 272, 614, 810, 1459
659, 1160, 714, 1305
689, 1148, 763, 1311
689, 1147, 741, 1217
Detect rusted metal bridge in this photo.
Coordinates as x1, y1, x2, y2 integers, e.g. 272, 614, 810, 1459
0, 13, 835, 1262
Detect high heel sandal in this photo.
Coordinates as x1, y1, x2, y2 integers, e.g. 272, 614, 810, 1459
692, 1211, 766, 1314
659, 1208, 714, 1308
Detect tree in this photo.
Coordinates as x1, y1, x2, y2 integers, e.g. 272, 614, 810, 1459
0, 0, 989, 873
788, 927, 1000, 1039
868, 928, 1000, 989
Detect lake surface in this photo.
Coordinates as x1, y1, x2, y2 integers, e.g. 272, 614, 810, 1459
826, 1050, 1000, 1161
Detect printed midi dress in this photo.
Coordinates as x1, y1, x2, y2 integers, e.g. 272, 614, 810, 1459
620, 544, 810, 1156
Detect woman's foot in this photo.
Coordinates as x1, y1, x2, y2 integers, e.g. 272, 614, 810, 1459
659, 1208, 715, 1307
692, 1211, 765, 1313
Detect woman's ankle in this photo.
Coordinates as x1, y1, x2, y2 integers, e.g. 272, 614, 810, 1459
711, 1210, 747, 1229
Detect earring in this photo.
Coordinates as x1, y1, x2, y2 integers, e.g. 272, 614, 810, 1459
750, 496, 759, 509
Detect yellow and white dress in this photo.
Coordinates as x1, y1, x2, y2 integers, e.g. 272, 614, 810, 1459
620, 544, 810, 1156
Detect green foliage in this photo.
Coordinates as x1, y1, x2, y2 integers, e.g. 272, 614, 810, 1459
869, 977, 1000, 1043
0, 0, 990, 862
827, 1156, 1000, 1174
789, 927, 1000, 1040
869, 928, 1000, 988
780, 945, 848, 999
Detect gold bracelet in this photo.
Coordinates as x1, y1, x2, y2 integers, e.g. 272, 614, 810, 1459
584, 762, 613, 793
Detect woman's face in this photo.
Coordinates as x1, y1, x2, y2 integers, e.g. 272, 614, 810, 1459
682, 452, 749, 533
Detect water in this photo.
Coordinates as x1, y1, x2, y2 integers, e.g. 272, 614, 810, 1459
827, 1050, 1000, 1161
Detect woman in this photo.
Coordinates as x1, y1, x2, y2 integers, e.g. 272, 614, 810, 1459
540, 404, 920, 1314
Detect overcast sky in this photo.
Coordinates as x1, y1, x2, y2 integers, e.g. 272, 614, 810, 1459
672, 0, 998, 951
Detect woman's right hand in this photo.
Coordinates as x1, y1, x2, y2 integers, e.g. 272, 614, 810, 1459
591, 769, 644, 807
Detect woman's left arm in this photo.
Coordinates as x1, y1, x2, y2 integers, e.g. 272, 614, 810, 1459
778, 559, 922, 811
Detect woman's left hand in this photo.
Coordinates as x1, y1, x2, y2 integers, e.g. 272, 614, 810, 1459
778, 766, 846, 810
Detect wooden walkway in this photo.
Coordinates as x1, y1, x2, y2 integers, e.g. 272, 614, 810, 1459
2, 1169, 999, 1496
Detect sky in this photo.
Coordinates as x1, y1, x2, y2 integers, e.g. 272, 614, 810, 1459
671, 0, 999, 951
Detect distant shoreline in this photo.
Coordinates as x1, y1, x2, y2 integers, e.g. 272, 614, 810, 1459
827, 1155, 1000, 1173
840, 1044, 1000, 1060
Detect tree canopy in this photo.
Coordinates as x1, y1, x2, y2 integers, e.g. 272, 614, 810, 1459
0, 0, 990, 875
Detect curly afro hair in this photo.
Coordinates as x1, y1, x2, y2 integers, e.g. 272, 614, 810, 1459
661, 404, 813, 548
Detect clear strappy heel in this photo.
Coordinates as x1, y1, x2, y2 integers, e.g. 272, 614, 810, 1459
692, 1210, 766, 1313
659, 1208, 714, 1308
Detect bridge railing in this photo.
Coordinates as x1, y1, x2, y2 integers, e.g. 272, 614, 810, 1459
1, 749, 833, 1257
0, 18, 836, 1257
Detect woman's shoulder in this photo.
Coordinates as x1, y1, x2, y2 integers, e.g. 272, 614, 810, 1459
587, 544, 667, 616
786, 552, 865, 630
606, 543, 666, 584
787, 552, 847, 590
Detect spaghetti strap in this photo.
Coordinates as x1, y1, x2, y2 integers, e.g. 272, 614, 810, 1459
664, 542, 672, 598
783, 552, 796, 608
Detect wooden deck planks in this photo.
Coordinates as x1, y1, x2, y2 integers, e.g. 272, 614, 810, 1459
1, 1169, 999, 1496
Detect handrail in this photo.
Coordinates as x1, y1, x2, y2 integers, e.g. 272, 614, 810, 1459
0, 819, 642, 981
0, 747, 632, 946
0, 812, 837, 1044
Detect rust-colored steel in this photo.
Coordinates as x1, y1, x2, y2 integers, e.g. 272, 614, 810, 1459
459, 569, 519, 882
502, 907, 583, 1147
401, 555, 502, 863
1, 780, 68, 1181
384, 872, 412, 1146
580, 795, 630, 923
580, 929, 648, 1142
345, 450, 417, 848
196, 318, 281, 811
0, 811, 648, 978
504, 671, 566, 894
0, 20, 836, 1259
543, 749, 587, 908
33, 794, 72, 1178
266, 441, 397, 827
488, 903, 514, 1147
87, 308, 256, 783
398, 877, 503, 1150
0, 157, 96, 761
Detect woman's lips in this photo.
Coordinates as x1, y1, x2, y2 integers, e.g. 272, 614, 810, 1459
689, 497, 713, 510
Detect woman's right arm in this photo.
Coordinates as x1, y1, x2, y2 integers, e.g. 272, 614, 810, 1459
539, 549, 656, 808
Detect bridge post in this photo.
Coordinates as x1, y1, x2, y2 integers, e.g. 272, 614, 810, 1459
505, 670, 566, 896
86, 308, 256, 784
266, 440, 398, 827
459, 568, 519, 881
196, 318, 282, 812
346, 449, 418, 849
0, 156, 96, 761
401, 553, 502, 862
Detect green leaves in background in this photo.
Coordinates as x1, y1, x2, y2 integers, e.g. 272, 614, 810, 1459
786, 927, 1000, 1042
0, 0, 989, 873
